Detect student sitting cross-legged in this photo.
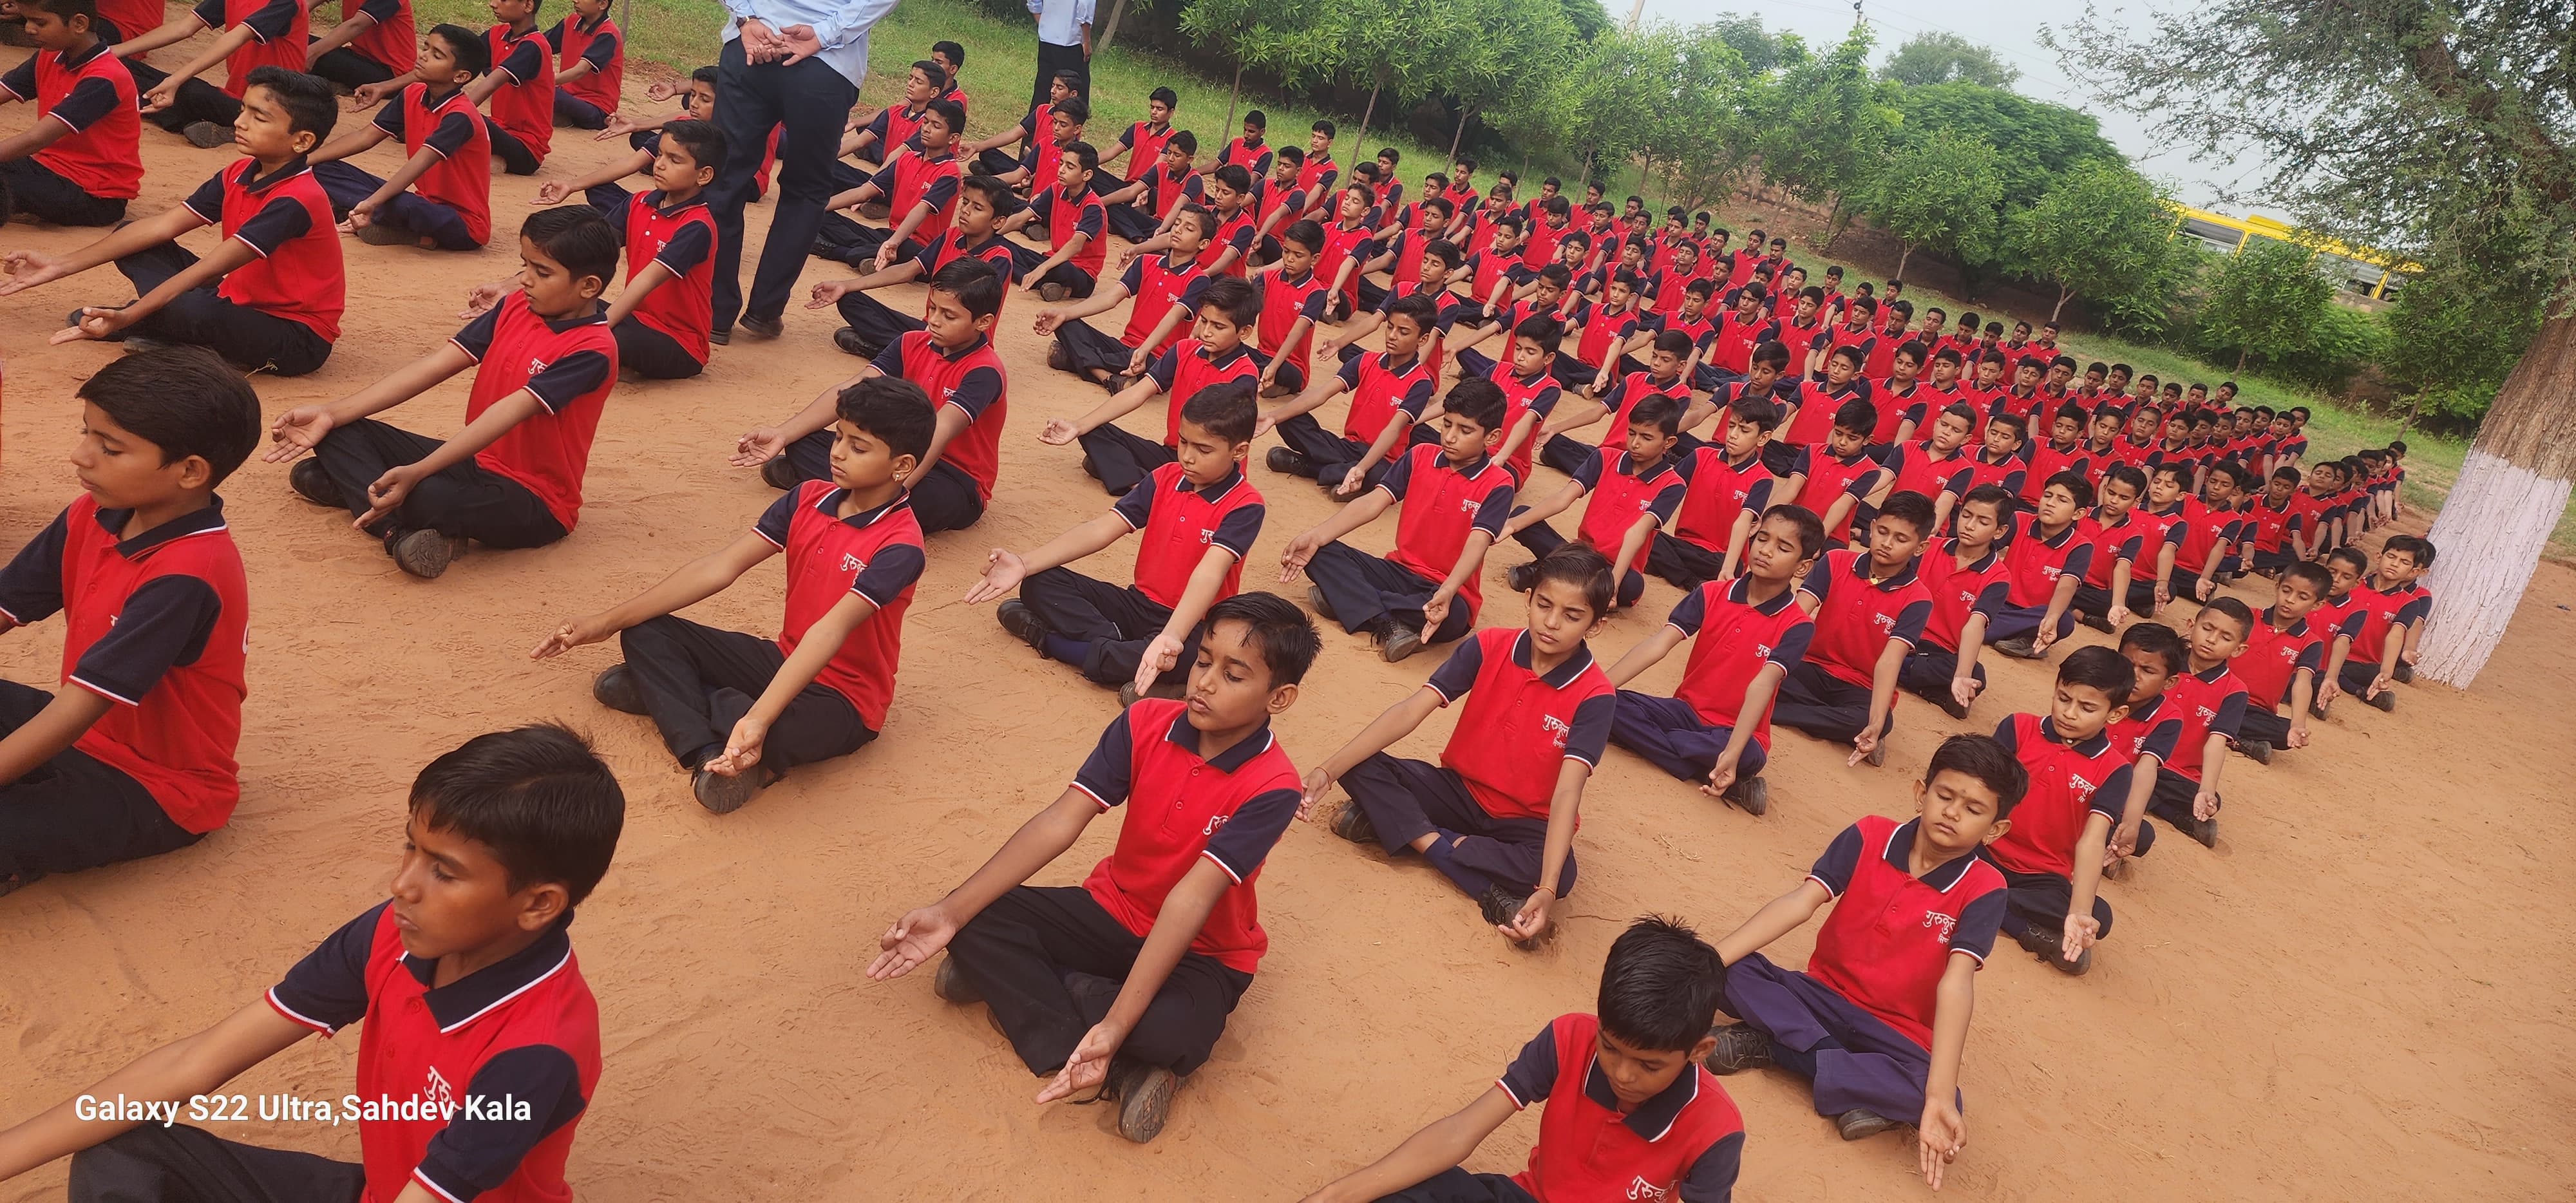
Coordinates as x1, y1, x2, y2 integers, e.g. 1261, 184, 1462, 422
308, 24, 493, 252
1899, 484, 2012, 723
1604, 504, 1823, 820
1260, 292, 1441, 498
1038, 275, 1260, 498
1499, 393, 1690, 612
972, 381, 1264, 704
0, 723, 625, 1203
1985, 471, 2097, 661
2228, 560, 2331, 764
0, 0, 144, 229
1301, 542, 1620, 950
1700, 734, 2023, 1184
1298, 918, 1744, 1203
1987, 647, 2159, 976
804, 173, 1017, 362
2141, 599, 2252, 848
0, 351, 259, 897
533, 380, 929, 814
865, 592, 1320, 1145
1276, 378, 1517, 664
503, 118, 724, 379
0, 66, 343, 377
265, 206, 618, 579
1770, 489, 1936, 771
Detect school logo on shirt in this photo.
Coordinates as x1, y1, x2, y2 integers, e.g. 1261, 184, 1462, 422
840, 552, 866, 573
1625, 1177, 1672, 1201
527, 356, 551, 377
1457, 497, 1482, 516
1874, 611, 1898, 633
1920, 909, 1958, 944
1540, 714, 1571, 749
2067, 770, 2098, 803
1198, 527, 1218, 545
422, 1065, 457, 1115
1200, 813, 1231, 836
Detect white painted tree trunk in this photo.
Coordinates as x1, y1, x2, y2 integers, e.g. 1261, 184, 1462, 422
2418, 312, 2576, 686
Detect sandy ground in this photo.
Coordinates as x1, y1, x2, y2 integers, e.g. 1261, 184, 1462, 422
1, 49, 2573, 1203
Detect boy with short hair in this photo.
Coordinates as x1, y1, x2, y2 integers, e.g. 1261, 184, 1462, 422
1607, 504, 1823, 816
1246, 219, 1330, 395
2148, 459, 2246, 607
1987, 471, 2097, 660
1646, 395, 1781, 589
544, 0, 620, 129
2239, 465, 2316, 575
305, 0, 417, 90
0, 0, 142, 228
2316, 536, 2432, 715
1542, 327, 1692, 477
1031, 203, 1211, 392
803, 172, 1014, 362
1305, 543, 1618, 949
533, 379, 929, 812
1299, 918, 1744, 1203
308, 23, 493, 251
998, 137, 1106, 301
1901, 484, 2012, 722
1702, 734, 2021, 1179
0, 723, 623, 1198
1988, 647, 2157, 976
973, 381, 1265, 702
811, 97, 963, 270
2069, 463, 2152, 631
734, 259, 1010, 532
265, 206, 619, 579
1042, 270, 1254, 497
0, 351, 258, 895
1501, 395, 1689, 612
1785, 398, 1893, 549
867, 592, 1319, 1144
1877, 401, 1976, 535
113, 0, 308, 149
520, 118, 724, 379
355, 0, 552, 175
1217, 107, 1270, 175
966, 68, 1079, 179
2230, 560, 2330, 763
2146, 599, 2251, 848
1262, 292, 1439, 496
1278, 379, 1515, 663
1100, 83, 1177, 180
3, 66, 342, 377
1774, 491, 1937, 768
1100, 129, 1203, 243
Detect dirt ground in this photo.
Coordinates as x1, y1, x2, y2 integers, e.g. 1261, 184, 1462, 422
1, 48, 2572, 1203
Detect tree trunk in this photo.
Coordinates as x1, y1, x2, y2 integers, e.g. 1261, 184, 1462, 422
2051, 284, 2071, 322
1820, 193, 1846, 249
1448, 104, 1472, 160
1896, 243, 1913, 279
1222, 65, 1242, 153
2418, 311, 2576, 686
1353, 82, 1379, 155
2235, 348, 2248, 372
1095, 0, 1130, 55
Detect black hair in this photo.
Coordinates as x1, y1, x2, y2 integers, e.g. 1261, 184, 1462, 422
1274, 144, 1303, 167
1311, 117, 1334, 136
931, 38, 963, 66
1557, 230, 1591, 251
430, 23, 489, 77
2205, 459, 2249, 490
1762, 503, 1826, 559
1385, 291, 1439, 332
1204, 591, 1318, 687
1749, 340, 1792, 371
1539, 263, 1572, 289
243, 67, 338, 141
837, 376, 934, 461
1932, 346, 1962, 367
1735, 283, 1768, 304
2100, 463, 2148, 498
1168, 202, 1214, 241
1441, 377, 1508, 434
1052, 68, 1084, 91
1959, 483, 2015, 520
1651, 328, 1692, 358
2383, 533, 2431, 567
1142, 85, 1177, 108
1727, 395, 1780, 432
1832, 398, 1877, 435
929, 257, 1003, 319
1987, 411, 2028, 441
1530, 541, 1615, 614
2044, 470, 2096, 509
1875, 489, 1937, 537
1280, 218, 1325, 254
1513, 314, 1564, 354
1936, 401, 1978, 431
1627, 393, 1682, 437
1065, 140, 1100, 173
660, 118, 729, 178
1799, 285, 1826, 305
16, 0, 99, 20
1241, 108, 1265, 128
77, 348, 261, 485
1421, 196, 1455, 218
1597, 916, 1726, 1052
1212, 162, 1253, 193
2270, 464, 2302, 486
911, 60, 948, 92
1611, 270, 1641, 291
409, 723, 625, 905
2055, 404, 2089, 428
2058, 645, 2136, 707
2150, 462, 2190, 485
2201, 594, 2255, 638
2327, 546, 2370, 576
1893, 339, 1927, 365
2283, 560, 2333, 595
520, 205, 620, 285
956, 173, 1012, 214
1166, 129, 1198, 156
1926, 734, 2028, 817
1378, 146, 1400, 164
2119, 621, 2187, 676
1423, 236, 1463, 268
691, 64, 717, 87
1194, 275, 1258, 328
1684, 278, 1715, 298
922, 97, 965, 136
1179, 377, 1258, 444
1054, 95, 1090, 126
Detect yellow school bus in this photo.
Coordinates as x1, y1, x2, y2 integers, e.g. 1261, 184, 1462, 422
2167, 206, 2420, 301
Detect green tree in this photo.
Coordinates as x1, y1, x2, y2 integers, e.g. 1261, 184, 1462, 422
1177, 0, 1345, 142
1889, 82, 2121, 215
2067, 0, 2576, 684
1860, 128, 2004, 278
1877, 31, 2020, 88
1425, 0, 1576, 160
2383, 257, 2546, 425
1708, 12, 1787, 73
2007, 160, 2182, 323
2194, 238, 2335, 372
1318, 0, 1455, 155
1756, 24, 1894, 247
1634, 23, 1759, 209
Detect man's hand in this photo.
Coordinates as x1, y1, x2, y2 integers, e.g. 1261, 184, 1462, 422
963, 549, 1028, 604
1419, 593, 1451, 641
772, 24, 824, 66
459, 280, 510, 318
730, 427, 791, 467
808, 279, 857, 308
354, 464, 422, 527
1847, 728, 1880, 767
1949, 675, 1982, 711
531, 180, 573, 205
0, 250, 66, 295
735, 17, 780, 61
50, 305, 135, 345
1276, 531, 1320, 582
1296, 767, 1334, 820
1132, 633, 1185, 697
2192, 788, 2218, 822
865, 904, 959, 980
703, 714, 770, 777
1499, 890, 1551, 944
265, 405, 337, 462
1917, 1095, 1965, 1189
1701, 750, 1741, 798
2059, 913, 2099, 965
529, 613, 615, 659
1035, 1020, 1126, 1104
1038, 417, 1079, 446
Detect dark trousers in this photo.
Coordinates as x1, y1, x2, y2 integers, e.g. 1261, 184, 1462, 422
1897, 643, 1982, 705
113, 243, 333, 376
1031, 39, 1088, 109
1609, 690, 1768, 783
616, 614, 873, 769
308, 419, 569, 548
67, 1124, 363, 1203
1451, 346, 1497, 380
1019, 567, 1190, 687
0, 156, 127, 225
1771, 660, 1889, 745
1009, 240, 1095, 296
1052, 314, 1135, 377
584, 180, 632, 219
1538, 432, 1596, 478
1645, 531, 1729, 590
1993, 862, 2114, 939
1354, 275, 1388, 312
2144, 765, 2207, 833
486, 120, 540, 175
1759, 440, 1804, 477
310, 160, 483, 250
2338, 658, 2383, 695
1302, 541, 1475, 641
1368, 1170, 1539, 1203
1510, 518, 1645, 609
710, 39, 860, 330
553, 90, 609, 129
1104, 200, 1159, 242
835, 287, 925, 355
811, 213, 918, 267
973, 146, 1025, 178
1548, 351, 1595, 391
614, 317, 704, 379
124, 62, 236, 131
0, 681, 198, 889
2070, 581, 2121, 620
776, 431, 987, 533
1074, 422, 1171, 498
1984, 601, 2071, 645
2239, 706, 2291, 746
1719, 952, 1945, 1120
307, 44, 398, 90
951, 884, 1251, 1077
1341, 753, 1574, 901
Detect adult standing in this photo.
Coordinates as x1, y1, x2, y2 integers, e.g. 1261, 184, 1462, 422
708, 0, 896, 342
1027, 0, 1092, 111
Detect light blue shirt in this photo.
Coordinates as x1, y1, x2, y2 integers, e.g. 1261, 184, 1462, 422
1029, 0, 1094, 48
721, 0, 898, 86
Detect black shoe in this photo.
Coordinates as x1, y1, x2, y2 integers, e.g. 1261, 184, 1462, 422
1112, 1060, 1178, 1144
1721, 775, 1768, 817
1379, 623, 1425, 663
831, 327, 877, 358
2010, 916, 2061, 958
2393, 663, 2414, 684
592, 664, 647, 715
1038, 281, 1069, 303
997, 600, 1050, 652
288, 459, 345, 507
1506, 562, 1537, 593
931, 956, 981, 1005
1837, 1110, 1901, 1141
1115, 677, 1185, 708
2366, 689, 2396, 712
1304, 583, 1339, 625
737, 312, 783, 340
1936, 690, 1971, 721
182, 120, 229, 149
1993, 634, 2040, 659
759, 455, 799, 491
708, 327, 733, 346
692, 763, 777, 814
65, 305, 127, 340
354, 219, 416, 246
1331, 802, 1376, 846
386, 529, 459, 580
2188, 814, 2218, 848
2049, 940, 2092, 976
1703, 1023, 1774, 1074
1475, 884, 1524, 929
2078, 612, 2116, 633
2237, 739, 2273, 764
1265, 446, 1312, 475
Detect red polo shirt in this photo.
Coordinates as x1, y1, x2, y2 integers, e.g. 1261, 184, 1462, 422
374, 82, 492, 246
1706, 308, 1768, 374
2149, 498, 2241, 576
1787, 445, 1884, 544
2105, 692, 2183, 769
1880, 440, 1973, 506
1593, 370, 1691, 455
1915, 538, 2010, 654
339, 0, 414, 73
2001, 517, 2094, 609
1672, 446, 1774, 554
867, 145, 961, 246
1497, 1013, 1745, 1203
1663, 576, 1813, 748
0, 39, 140, 199
1255, 268, 1329, 379
449, 294, 617, 532
1334, 349, 1436, 444
872, 330, 1007, 500
1960, 449, 2026, 501
2235, 607, 2325, 709
1118, 120, 1173, 181
1805, 815, 2007, 1049
618, 189, 715, 365
1990, 714, 2132, 878
1869, 382, 1929, 443
1424, 627, 1618, 821
182, 156, 344, 342
1376, 444, 1515, 620
1072, 701, 1303, 974
2020, 440, 2094, 505
2161, 662, 2248, 782
1572, 450, 1688, 574
1796, 549, 1933, 688
2338, 576, 2430, 666
1116, 250, 1208, 354
1779, 377, 1872, 448
2078, 509, 2148, 590
191, 0, 305, 98
750, 484, 924, 729
484, 24, 555, 162
550, 12, 620, 109
1143, 341, 1262, 448
1110, 463, 1265, 608
1028, 181, 1106, 276
1487, 362, 1564, 486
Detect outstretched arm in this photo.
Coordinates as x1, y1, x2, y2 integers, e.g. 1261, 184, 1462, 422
531, 531, 778, 659
1036, 857, 1237, 1104
1297, 1088, 1519, 1203
1299, 687, 1442, 814
704, 587, 884, 775
0, 1001, 312, 1179
1917, 955, 1978, 1189
1713, 877, 1831, 963
865, 788, 1099, 981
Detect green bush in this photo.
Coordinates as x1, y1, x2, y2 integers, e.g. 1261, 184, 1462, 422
2273, 304, 2390, 392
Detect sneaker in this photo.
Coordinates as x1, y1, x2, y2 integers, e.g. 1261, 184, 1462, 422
354, 220, 415, 246
182, 120, 229, 149
1475, 884, 1524, 929
591, 664, 647, 715
851, 254, 878, 277
831, 327, 876, 357
737, 312, 784, 340
996, 600, 1050, 652
2050, 942, 2093, 976
1331, 802, 1377, 846
288, 459, 345, 507
931, 956, 981, 1005
1836, 1110, 1901, 1142
386, 529, 459, 580
2237, 739, 2273, 764
2188, 814, 2218, 848
1505, 562, 1537, 593
1045, 340, 1069, 370
2078, 612, 2116, 633
1703, 1023, 1774, 1074
1114, 678, 1184, 708
1113, 1061, 1178, 1144
1993, 635, 2040, 659
708, 327, 733, 346
1379, 624, 1424, 663
1038, 281, 1070, 303
2009, 917, 2061, 958
1935, 690, 1970, 721
1265, 446, 1312, 475
759, 455, 799, 491
857, 201, 891, 222
691, 763, 776, 814
2366, 690, 2396, 713
1305, 584, 1338, 625
1720, 775, 1768, 817
1866, 738, 1887, 768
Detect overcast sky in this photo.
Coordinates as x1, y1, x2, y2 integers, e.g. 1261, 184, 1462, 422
1638, 0, 2266, 212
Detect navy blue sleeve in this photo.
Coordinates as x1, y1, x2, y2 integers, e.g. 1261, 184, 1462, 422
1297, 288, 1327, 322
1118, 256, 1144, 297
426, 109, 479, 158
580, 29, 618, 70
1142, 345, 1181, 392
1495, 1022, 1560, 1108
0, 59, 33, 101
1209, 504, 1264, 560
372, 96, 409, 138
1889, 598, 1931, 647
1562, 692, 1615, 767
1971, 579, 2011, 620
2059, 545, 2095, 589
2295, 638, 2324, 674
46, 76, 120, 132
1951, 887, 2007, 963
1334, 355, 1363, 392
540, 17, 565, 49
191, 0, 222, 27
1072, 710, 1136, 806
357, 0, 401, 23
231, 195, 314, 256
1471, 486, 1514, 537
265, 903, 386, 1032
181, 171, 227, 224
1110, 477, 1159, 531
2393, 594, 2430, 630
450, 304, 502, 359
1989, 716, 2020, 753
914, 173, 958, 214
858, 106, 889, 144
1742, 477, 1775, 514
1024, 189, 1056, 224
650, 222, 712, 275
1175, 274, 1211, 313
1644, 480, 1687, 526
848, 542, 924, 609
1423, 634, 1486, 703
2208, 687, 2246, 741
0, 509, 68, 625
2139, 717, 2181, 766
1839, 465, 1882, 499
1199, 786, 1300, 883
235, 0, 294, 39
522, 350, 612, 413
495, 38, 545, 84
1768, 620, 1812, 669
1395, 376, 1434, 419
2000, 468, 2027, 498
1374, 448, 1415, 500
1664, 585, 1709, 635
944, 365, 1003, 421
415, 1045, 588, 1202
2090, 764, 2133, 820
1679, 1132, 1744, 1203
1798, 556, 1833, 607
70, 575, 222, 706
866, 159, 899, 195
1807, 824, 1865, 895
867, 339, 907, 379
752, 488, 800, 547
